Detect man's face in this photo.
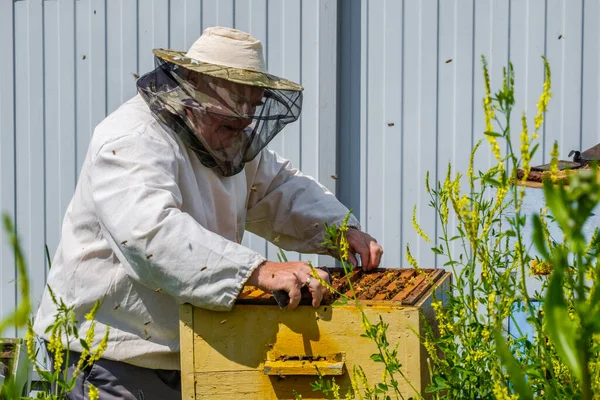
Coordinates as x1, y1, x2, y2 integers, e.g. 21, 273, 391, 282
183, 73, 265, 150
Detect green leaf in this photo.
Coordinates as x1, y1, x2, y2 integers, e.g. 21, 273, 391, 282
484, 131, 503, 137
80, 338, 90, 351
531, 214, 550, 259
530, 143, 540, 159
544, 268, 583, 381
370, 353, 384, 363
494, 331, 534, 400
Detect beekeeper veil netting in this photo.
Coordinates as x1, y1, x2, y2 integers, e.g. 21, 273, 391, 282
137, 57, 303, 176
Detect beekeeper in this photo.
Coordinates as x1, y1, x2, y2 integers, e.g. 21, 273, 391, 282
34, 27, 383, 398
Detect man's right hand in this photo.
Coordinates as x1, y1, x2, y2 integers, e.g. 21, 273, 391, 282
246, 261, 330, 310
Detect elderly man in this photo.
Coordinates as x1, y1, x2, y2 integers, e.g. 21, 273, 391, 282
34, 27, 383, 399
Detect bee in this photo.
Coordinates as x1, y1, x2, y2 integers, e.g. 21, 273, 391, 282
144, 320, 151, 325
155, 287, 162, 293
112, 150, 116, 155
121, 240, 127, 246
220, 319, 227, 324
82, 55, 86, 60
113, 304, 120, 310
133, 72, 140, 79
331, 175, 338, 180
250, 185, 257, 191
146, 254, 153, 259
387, 122, 395, 127
201, 266, 207, 271
558, 34, 563, 40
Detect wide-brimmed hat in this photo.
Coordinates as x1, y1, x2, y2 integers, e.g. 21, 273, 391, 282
153, 26, 303, 92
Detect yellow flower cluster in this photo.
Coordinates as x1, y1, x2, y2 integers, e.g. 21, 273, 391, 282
529, 259, 552, 275
88, 384, 100, 400
464, 349, 486, 362
440, 164, 452, 224
468, 140, 483, 192
25, 323, 36, 361
405, 244, 423, 275
483, 59, 502, 162
492, 378, 519, 400
47, 325, 65, 372
533, 57, 552, 140
482, 186, 508, 238
552, 358, 569, 378
550, 141, 560, 183
412, 205, 430, 243
520, 113, 531, 180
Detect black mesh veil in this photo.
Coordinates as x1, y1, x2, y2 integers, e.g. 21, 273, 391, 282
137, 56, 303, 176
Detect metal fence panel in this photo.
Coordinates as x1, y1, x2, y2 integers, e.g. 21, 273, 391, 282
2, 0, 600, 333
339, 0, 600, 269
0, 0, 337, 328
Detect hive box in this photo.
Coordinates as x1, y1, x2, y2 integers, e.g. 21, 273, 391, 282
180, 268, 450, 400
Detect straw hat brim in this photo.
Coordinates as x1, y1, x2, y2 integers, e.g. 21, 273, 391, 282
153, 48, 304, 92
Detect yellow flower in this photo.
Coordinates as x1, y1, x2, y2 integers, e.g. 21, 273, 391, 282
520, 113, 531, 180
25, 322, 36, 361
85, 301, 100, 321
468, 140, 483, 192
550, 141, 560, 183
529, 259, 552, 276
481, 328, 490, 342
533, 56, 552, 140
440, 164, 452, 224
482, 57, 502, 162
412, 205, 430, 242
405, 244, 423, 275
88, 384, 100, 400
492, 376, 519, 399
89, 327, 110, 363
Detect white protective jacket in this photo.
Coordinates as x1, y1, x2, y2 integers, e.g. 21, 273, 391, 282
33, 95, 359, 370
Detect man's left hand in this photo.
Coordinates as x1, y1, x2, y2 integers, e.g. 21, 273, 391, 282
345, 230, 383, 271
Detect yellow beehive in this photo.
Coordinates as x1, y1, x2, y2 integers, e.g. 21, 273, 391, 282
180, 268, 450, 400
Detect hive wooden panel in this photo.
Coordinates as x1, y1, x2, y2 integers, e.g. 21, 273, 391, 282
180, 268, 450, 400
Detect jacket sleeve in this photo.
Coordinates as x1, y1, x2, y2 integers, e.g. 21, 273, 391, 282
89, 132, 266, 311
245, 149, 360, 253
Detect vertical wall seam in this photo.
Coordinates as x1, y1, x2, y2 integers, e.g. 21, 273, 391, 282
167, 0, 171, 48
364, 0, 369, 231
104, 0, 108, 118
579, 0, 585, 150
542, 0, 548, 162
560, 0, 566, 149
299, 0, 303, 172
136, 0, 140, 77
42, 0, 48, 274
11, 0, 18, 338
470, 0, 475, 154
397, 0, 403, 253
73, 0, 78, 184
434, 0, 441, 267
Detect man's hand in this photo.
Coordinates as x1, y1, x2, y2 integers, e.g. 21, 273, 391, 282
346, 230, 384, 271
246, 261, 330, 310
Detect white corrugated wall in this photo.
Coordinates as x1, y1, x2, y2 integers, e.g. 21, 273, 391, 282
338, 0, 600, 271
1, 0, 599, 335
0, 0, 338, 336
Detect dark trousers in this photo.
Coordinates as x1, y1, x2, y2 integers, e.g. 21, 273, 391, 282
48, 347, 181, 400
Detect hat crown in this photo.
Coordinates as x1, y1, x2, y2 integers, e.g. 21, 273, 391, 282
185, 27, 266, 73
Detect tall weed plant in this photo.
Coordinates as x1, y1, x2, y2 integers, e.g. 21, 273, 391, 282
304, 57, 600, 399
0, 216, 108, 400
413, 56, 600, 399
